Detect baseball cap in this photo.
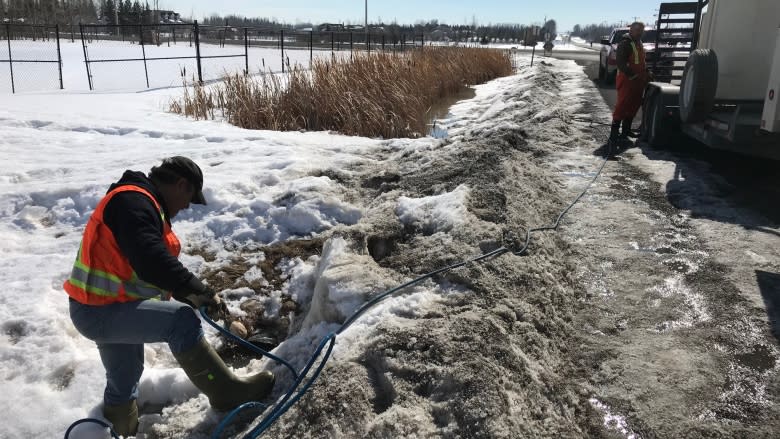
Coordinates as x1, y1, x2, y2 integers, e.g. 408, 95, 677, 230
159, 156, 207, 205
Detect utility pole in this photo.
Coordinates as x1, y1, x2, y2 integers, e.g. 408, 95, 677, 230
365, 0, 368, 52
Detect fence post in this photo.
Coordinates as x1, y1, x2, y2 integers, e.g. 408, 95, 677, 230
350, 32, 353, 60
310, 30, 313, 68
5, 23, 14, 94
382, 34, 385, 51
55, 24, 63, 89
367, 32, 370, 54
79, 23, 92, 91
139, 24, 149, 88
244, 27, 249, 75
280, 29, 285, 73
331, 31, 334, 57
194, 20, 203, 84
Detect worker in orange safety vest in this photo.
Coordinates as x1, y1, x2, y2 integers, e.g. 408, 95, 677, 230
65, 156, 274, 437
610, 21, 653, 148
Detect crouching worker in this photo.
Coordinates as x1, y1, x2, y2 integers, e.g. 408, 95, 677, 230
64, 156, 274, 437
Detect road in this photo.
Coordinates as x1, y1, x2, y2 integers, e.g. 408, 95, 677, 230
548, 49, 617, 108
545, 48, 780, 437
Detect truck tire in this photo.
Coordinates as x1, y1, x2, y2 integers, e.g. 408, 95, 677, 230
606, 68, 616, 85
679, 49, 718, 123
647, 90, 679, 148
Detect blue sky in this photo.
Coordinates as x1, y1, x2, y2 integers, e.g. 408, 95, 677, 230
159, 0, 664, 31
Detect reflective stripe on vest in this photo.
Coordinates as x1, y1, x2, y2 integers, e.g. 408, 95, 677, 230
64, 185, 180, 305
68, 257, 168, 300
630, 41, 640, 65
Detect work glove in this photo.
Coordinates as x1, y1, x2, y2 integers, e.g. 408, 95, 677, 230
173, 276, 228, 319
205, 294, 230, 321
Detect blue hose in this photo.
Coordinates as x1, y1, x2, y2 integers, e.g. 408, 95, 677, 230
63, 418, 119, 439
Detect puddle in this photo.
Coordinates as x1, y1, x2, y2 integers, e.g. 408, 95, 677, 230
426, 86, 476, 138
735, 344, 777, 372
648, 276, 711, 332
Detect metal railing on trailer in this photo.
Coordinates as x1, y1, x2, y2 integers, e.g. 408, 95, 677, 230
650, 1, 707, 83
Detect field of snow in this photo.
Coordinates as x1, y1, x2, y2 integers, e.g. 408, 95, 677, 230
0, 39, 350, 93
1, 38, 593, 94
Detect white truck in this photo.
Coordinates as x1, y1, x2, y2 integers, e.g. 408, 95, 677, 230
641, 0, 780, 159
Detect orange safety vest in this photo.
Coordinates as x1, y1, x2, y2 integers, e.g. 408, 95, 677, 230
620, 40, 646, 76
64, 185, 181, 305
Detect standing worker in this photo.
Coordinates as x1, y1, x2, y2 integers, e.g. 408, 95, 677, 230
65, 157, 274, 437
610, 21, 652, 147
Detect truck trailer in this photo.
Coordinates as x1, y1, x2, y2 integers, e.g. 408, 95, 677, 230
641, 0, 780, 159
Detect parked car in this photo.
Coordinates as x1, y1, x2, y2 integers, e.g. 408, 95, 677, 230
598, 28, 671, 84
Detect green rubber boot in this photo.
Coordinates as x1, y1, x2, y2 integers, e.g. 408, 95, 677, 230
103, 400, 138, 438
174, 337, 275, 411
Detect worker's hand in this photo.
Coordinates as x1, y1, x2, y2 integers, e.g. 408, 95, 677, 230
205, 294, 230, 321
181, 290, 218, 309
629, 74, 639, 81
173, 277, 225, 317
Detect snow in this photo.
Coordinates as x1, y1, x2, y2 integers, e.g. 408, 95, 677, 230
0, 55, 390, 436
1, 43, 598, 438
1, 39, 349, 93
396, 184, 471, 234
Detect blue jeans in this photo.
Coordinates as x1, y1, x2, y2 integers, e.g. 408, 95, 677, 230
69, 298, 203, 406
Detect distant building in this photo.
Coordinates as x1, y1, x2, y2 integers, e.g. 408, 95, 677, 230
147, 10, 182, 24
318, 23, 345, 32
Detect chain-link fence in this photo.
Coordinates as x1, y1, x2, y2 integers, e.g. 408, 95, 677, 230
1, 23, 64, 93
1, 21, 424, 92
79, 22, 424, 90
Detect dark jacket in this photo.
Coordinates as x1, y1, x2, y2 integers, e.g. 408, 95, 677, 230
102, 170, 197, 295
615, 34, 643, 76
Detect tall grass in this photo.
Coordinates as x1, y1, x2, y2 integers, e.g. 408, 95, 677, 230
170, 47, 513, 138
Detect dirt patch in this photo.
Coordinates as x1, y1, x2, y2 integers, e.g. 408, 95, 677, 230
200, 238, 325, 364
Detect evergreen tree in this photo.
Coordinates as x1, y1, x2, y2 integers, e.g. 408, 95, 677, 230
100, 0, 116, 24
542, 19, 557, 41
130, 0, 141, 24
118, 0, 129, 25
